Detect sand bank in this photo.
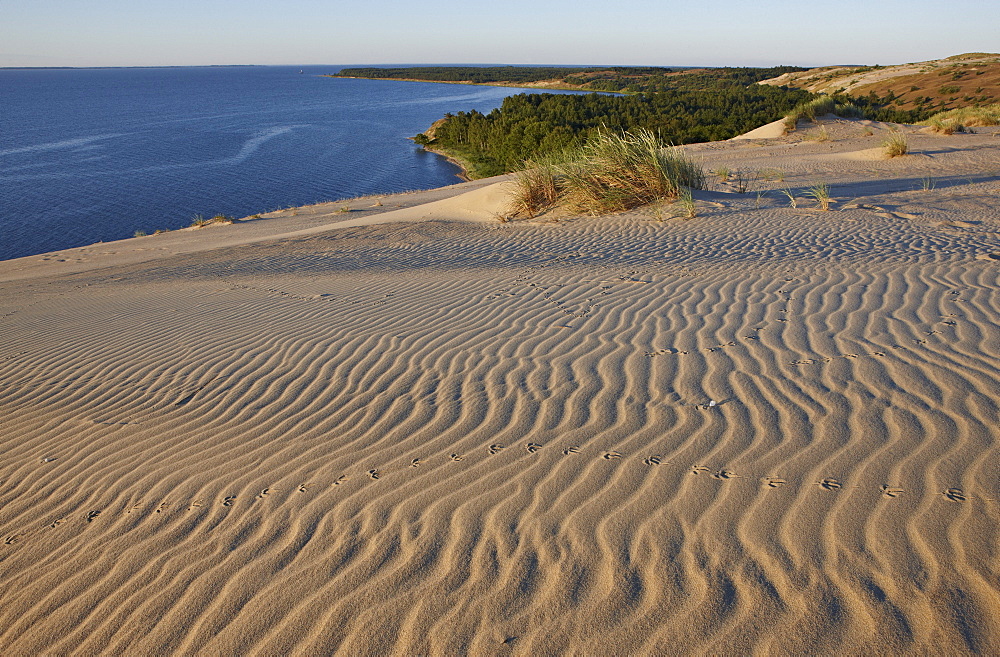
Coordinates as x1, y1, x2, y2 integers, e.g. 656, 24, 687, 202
1, 118, 998, 654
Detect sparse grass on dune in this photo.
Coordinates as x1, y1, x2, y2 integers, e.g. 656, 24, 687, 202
920, 104, 1000, 133
783, 96, 865, 131
882, 131, 909, 158
507, 129, 705, 218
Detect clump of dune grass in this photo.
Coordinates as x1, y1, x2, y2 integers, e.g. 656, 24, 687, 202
731, 169, 760, 194
190, 214, 210, 227
881, 131, 909, 158
781, 188, 798, 209
923, 104, 1000, 129
505, 129, 705, 218
923, 118, 963, 135
673, 187, 698, 218
783, 96, 867, 132
921, 104, 999, 134
508, 154, 566, 219
559, 129, 706, 215
806, 183, 833, 210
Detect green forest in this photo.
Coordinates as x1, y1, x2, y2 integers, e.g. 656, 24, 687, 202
333, 66, 677, 85
417, 86, 815, 177
338, 66, 931, 179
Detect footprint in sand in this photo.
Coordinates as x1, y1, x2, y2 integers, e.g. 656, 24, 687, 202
942, 488, 967, 502
334, 476, 347, 486
368, 469, 381, 480
603, 451, 622, 460
257, 488, 273, 499
50, 517, 68, 528
644, 455, 663, 466
410, 458, 423, 467
5, 534, 24, 545
155, 503, 170, 513
526, 442, 542, 453
563, 446, 580, 455
763, 477, 787, 488
127, 502, 143, 513
488, 444, 505, 455
222, 496, 236, 506
712, 470, 739, 480
86, 510, 101, 522
691, 465, 711, 475
880, 485, 904, 498
188, 500, 204, 510
297, 484, 310, 493
818, 478, 842, 491
450, 453, 464, 462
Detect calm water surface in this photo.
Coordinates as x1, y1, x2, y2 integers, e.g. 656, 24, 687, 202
0, 66, 585, 260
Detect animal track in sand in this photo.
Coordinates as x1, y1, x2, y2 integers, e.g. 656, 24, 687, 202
488, 444, 505, 455
127, 501, 143, 513
50, 517, 67, 528
563, 446, 580, 455
297, 484, 310, 493
257, 488, 273, 499
222, 496, 236, 506
86, 510, 101, 522
188, 500, 203, 510
526, 442, 542, 453
763, 477, 787, 488
155, 503, 170, 513
644, 455, 663, 466
368, 470, 381, 480
712, 470, 739, 480
817, 478, 842, 491
410, 458, 423, 467
603, 451, 622, 460
942, 488, 967, 502
880, 485, 904, 498
691, 465, 711, 475
791, 350, 889, 366
334, 476, 347, 485
5, 534, 23, 545
450, 453, 464, 462
645, 347, 689, 358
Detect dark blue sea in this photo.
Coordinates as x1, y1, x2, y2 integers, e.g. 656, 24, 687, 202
0, 65, 587, 261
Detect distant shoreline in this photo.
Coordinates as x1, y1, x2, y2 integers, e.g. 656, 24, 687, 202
326, 75, 593, 93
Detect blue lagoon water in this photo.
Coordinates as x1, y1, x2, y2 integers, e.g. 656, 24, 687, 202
0, 66, 584, 260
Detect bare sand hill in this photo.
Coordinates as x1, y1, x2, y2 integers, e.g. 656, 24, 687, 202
1, 119, 999, 654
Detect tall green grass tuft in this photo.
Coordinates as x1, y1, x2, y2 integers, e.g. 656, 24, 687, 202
881, 131, 909, 158
559, 129, 705, 214
509, 154, 566, 219
505, 129, 705, 218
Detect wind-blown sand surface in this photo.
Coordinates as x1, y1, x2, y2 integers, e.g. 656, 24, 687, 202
1, 118, 999, 654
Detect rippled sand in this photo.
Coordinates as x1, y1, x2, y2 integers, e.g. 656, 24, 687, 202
1, 119, 998, 654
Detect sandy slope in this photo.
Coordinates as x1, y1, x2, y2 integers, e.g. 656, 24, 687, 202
1, 119, 999, 655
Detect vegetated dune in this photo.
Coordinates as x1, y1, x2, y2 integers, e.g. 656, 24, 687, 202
760, 53, 1000, 111
1, 117, 999, 654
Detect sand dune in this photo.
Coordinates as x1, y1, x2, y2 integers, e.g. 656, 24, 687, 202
1, 118, 999, 654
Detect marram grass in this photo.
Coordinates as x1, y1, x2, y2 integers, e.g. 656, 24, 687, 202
506, 129, 705, 219
881, 132, 909, 158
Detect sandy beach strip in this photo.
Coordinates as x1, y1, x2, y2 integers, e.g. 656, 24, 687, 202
1, 118, 998, 654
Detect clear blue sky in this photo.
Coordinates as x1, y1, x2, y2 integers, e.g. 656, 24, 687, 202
2, 0, 997, 68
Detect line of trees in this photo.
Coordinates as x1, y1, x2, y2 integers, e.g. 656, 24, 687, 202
420, 85, 815, 177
